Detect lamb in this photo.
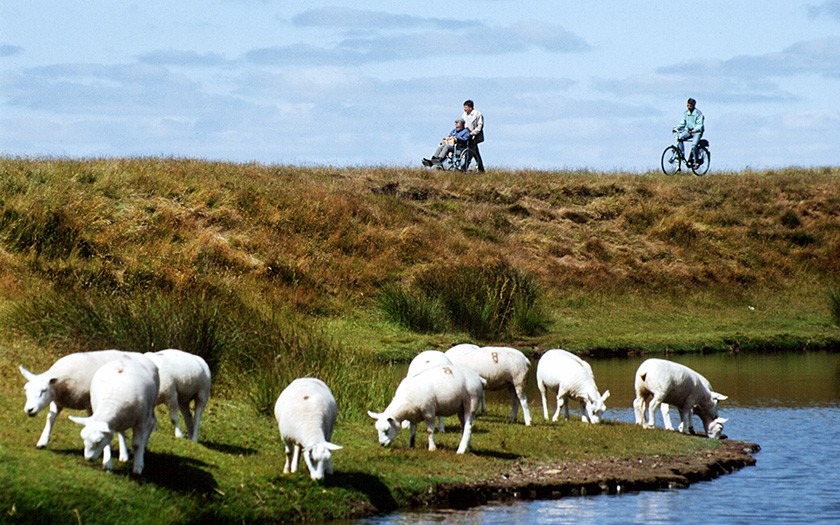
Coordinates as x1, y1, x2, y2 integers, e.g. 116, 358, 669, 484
274, 378, 342, 481
19, 349, 134, 456
68, 353, 159, 474
144, 349, 212, 442
444, 344, 532, 426
536, 349, 610, 424
633, 358, 728, 439
405, 350, 454, 432
368, 364, 485, 454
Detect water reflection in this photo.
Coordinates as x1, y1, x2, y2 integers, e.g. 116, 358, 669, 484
359, 352, 840, 525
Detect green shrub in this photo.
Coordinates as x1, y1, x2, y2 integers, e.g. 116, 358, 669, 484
377, 283, 448, 333
830, 287, 840, 326
414, 260, 550, 340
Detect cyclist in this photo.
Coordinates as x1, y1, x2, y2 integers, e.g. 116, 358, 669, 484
673, 98, 705, 170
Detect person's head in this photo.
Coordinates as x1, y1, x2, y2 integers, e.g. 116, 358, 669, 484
455, 118, 465, 129
463, 100, 474, 114
687, 98, 696, 111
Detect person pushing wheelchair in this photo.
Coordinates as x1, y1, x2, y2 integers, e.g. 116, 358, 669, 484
673, 98, 705, 170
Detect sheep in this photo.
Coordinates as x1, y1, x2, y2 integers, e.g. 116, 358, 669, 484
19, 349, 134, 457
143, 349, 211, 442
68, 354, 159, 474
405, 350, 454, 433
536, 349, 610, 424
274, 378, 342, 481
633, 358, 728, 439
444, 344, 532, 426
368, 364, 485, 454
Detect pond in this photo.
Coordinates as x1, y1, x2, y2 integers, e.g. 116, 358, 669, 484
357, 352, 840, 524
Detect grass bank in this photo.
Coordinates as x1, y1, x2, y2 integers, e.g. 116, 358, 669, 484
0, 158, 838, 522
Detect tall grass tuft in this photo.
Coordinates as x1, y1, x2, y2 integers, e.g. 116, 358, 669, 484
829, 286, 840, 326
377, 283, 448, 333
405, 260, 550, 340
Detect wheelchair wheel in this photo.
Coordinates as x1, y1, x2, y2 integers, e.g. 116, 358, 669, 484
691, 147, 711, 176
449, 148, 470, 172
661, 146, 680, 175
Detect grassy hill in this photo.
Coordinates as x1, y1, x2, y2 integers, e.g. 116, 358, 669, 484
0, 157, 838, 522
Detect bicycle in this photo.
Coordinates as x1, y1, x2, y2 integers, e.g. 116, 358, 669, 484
661, 133, 711, 176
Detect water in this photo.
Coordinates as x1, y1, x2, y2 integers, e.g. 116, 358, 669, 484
358, 352, 840, 524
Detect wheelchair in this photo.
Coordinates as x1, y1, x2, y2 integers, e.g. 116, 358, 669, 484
439, 143, 471, 171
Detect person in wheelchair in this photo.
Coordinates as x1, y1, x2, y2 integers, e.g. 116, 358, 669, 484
422, 118, 471, 170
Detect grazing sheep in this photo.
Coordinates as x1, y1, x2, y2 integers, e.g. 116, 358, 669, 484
633, 358, 728, 439
144, 349, 211, 442
536, 349, 610, 424
19, 349, 133, 457
68, 354, 159, 474
444, 344, 532, 426
406, 350, 454, 432
368, 364, 484, 454
274, 378, 341, 481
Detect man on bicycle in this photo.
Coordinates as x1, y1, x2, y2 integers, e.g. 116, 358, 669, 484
673, 98, 705, 169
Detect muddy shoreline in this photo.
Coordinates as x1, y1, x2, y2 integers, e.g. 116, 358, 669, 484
415, 440, 760, 511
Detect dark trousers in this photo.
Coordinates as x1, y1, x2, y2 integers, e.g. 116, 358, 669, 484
467, 139, 485, 172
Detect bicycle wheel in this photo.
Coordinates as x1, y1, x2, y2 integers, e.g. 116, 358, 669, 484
691, 147, 711, 176
661, 146, 680, 175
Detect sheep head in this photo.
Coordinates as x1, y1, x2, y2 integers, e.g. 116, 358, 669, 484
368, 411, 400, 447
68, 416, 114, 462
20, 367, 56, 417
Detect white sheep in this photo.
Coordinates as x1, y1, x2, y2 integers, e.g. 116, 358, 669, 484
633, 358, 728, 439
405, 350, 454, 432
19, 349, 134, 456
68, 354, 159, 474
444, 344, 532, 426
368, 364, 484, 454
274, 378, 342, 481
144, 349, 211, 442
536, 349, 610, 424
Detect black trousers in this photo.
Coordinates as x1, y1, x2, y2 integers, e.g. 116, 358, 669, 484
467, 139, 485, 172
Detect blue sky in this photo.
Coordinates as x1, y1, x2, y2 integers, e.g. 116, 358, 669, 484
2, 1, 839, 171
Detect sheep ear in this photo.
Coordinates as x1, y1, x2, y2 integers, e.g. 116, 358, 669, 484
68, 415, 89, 426
712, 393, 728, 402
325, 442, 342, 451
602, 390, 611, 401
367, 411, 382, 419
19, 366, 36, 381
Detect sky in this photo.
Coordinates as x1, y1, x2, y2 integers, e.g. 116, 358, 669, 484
2, 1, 840, 171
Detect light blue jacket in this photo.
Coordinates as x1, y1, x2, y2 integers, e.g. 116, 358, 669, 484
676, 109, 705, 133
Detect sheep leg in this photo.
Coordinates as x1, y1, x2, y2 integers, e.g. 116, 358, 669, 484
678, 408, 692, 435
102, 443, 113, 471
646, 397, 661, 429
167, 400, 184, 438
538, 381, 550, 420
131, 416, 155, 475
437, 416, 445, 433
507, 385, 519, 423
36, 402, 61, 448
579, 400, 589, 422
409, 422, 418, 449
283, 443, 293, 473
552, 393, 563, 422
515, 383, 532, 426
661, 404, 675, 431
178, 401, 194, 440
633, 397, 645, 425
290, 443, 301, 473
190, 395, 207, 442
117, 432, 129, 462
456, 408, 474, 454
425, 418, 437, 451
